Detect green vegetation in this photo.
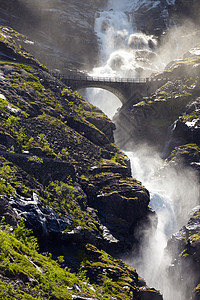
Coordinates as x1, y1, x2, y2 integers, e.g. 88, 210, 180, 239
57, 148, 69, 160
190, 232, 200, 243
0, 221, 148, 300
36, 134, 56, 157
43, 179, 99, 232
194, 284, 200, 297
0, 96, 8, 112
0, 26, 46, 69
182, 111, 198, 122
79, 244, 147, 300
0, 221, 98, 300
0, 26, 160, 300
0, 162, 16, 195
168, 143, 200, 162
27, 156, 43, 164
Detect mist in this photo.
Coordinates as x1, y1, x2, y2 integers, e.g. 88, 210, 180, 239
124, 145, 200, 300
152, 20, 200, 73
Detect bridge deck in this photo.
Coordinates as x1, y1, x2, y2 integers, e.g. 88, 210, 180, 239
51, 73, 168, 84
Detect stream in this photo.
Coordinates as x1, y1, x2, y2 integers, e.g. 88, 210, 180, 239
84, 1, 200, 299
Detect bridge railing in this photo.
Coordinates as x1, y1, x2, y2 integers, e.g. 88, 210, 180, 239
51, 72, 170, 83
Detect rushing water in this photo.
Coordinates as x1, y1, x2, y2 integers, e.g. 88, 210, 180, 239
124, 147, 200, 300
84, 0, 158, 118
83, 2, 200, 299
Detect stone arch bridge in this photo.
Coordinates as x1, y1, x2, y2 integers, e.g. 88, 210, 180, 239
52, 73, 167, 104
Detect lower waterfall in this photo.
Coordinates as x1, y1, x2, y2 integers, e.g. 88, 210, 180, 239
124, 147, 200, 300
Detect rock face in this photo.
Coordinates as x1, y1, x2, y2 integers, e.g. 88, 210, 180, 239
169, 0, 200, 23
166, 206, 200, 300
114, 43, 200, 152
0, 27, 164, 299
0, 0, 107, 71
131, 0, 172, 36
0, 0, 184, 74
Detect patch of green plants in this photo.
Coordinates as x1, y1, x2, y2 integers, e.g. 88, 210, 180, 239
168, 143, 200, 162
182, 111, 198, 122
80, 244, 139, 300
5, 116, 20, 135
0, 97, 8, 112
57, 148, 69, 160
37, 133, 56, 157
194, 284, 200, 297
61, 88, 82, 102
0, 162, 16, 195
0, 221, 98, 299
61, 88, 113, 139
0, 26, 46, 69
190, 232, 200, 243
27, 156, 43, 165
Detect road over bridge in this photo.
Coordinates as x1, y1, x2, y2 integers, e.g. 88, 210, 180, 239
52, 73, 167, 104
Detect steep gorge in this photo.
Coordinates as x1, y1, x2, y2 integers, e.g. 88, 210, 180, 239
0, 1, 200, 300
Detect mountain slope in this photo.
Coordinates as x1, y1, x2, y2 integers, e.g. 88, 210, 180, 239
0, 26, 163, 300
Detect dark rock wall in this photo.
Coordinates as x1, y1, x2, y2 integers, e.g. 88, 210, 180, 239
167, 206, 200, 300
0, 0, 104, 71
169, 0, 200, 23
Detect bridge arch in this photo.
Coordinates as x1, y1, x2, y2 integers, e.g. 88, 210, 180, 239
80, 87, 122, 119
73, 81, 128, 104
58, 75, 151, 105
51, 73, 167, 105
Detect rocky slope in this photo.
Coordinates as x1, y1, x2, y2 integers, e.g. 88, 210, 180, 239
167, 206, 200, 300
114, 42, 200, 152
0, 0, 107, 71
0, 26, 163, 299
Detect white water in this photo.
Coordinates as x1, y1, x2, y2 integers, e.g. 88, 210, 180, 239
83, 3, 200, 297
125, 147, 200, 300
83, 0, 159, 118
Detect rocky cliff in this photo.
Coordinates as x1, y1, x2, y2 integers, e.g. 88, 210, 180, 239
0, 1, 200, 299
0, 26, 163, 299
0, 0, 107, 71
167, 206, 200, 300
114, 43, 200, 153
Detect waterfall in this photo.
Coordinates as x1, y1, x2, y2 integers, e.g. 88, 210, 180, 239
83, 3, 200, 298
124, 147, 200, 300
83, 0, 158, 118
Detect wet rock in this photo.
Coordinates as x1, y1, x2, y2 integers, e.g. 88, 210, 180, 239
132, 0, 170, 36
0, 195, 19, 226
0, 132, 20, 152
82, 160, 150, 251
167, 143, 200, 167
140, 289, 163, 300
61, 226, 101, 246
169, 0, 200, 23
164, 97, 200, 156
80, 244, 163, 300
166, 206, 200, 300
4, 193, 72, 240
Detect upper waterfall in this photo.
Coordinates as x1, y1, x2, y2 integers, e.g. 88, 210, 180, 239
84, 0, 160, 118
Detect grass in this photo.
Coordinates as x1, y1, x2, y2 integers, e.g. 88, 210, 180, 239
0, 221, 98, 300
